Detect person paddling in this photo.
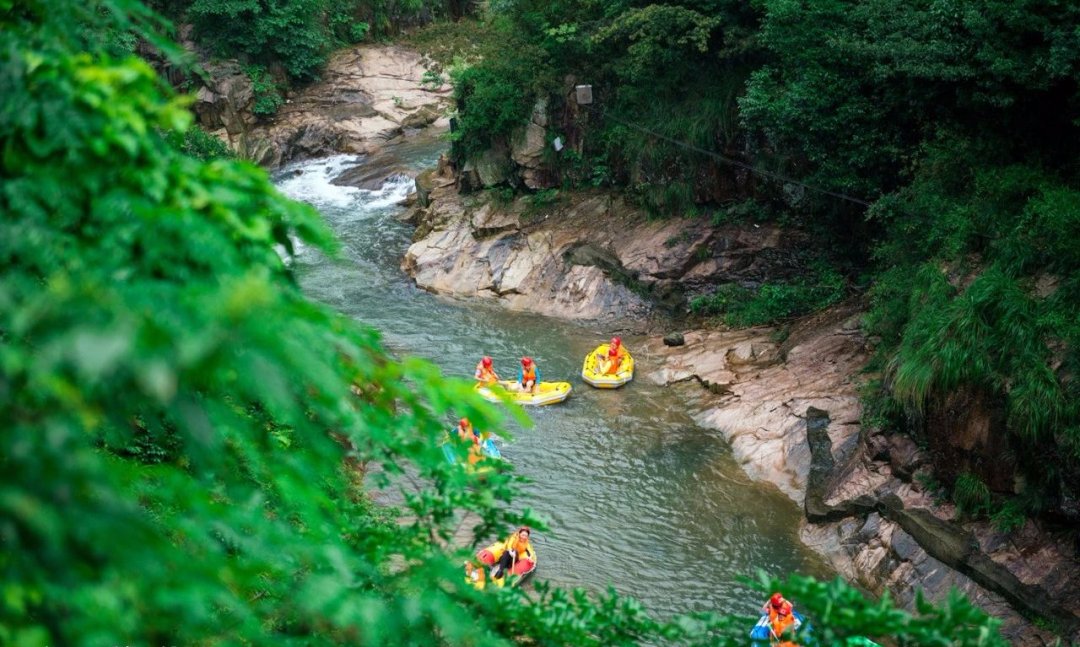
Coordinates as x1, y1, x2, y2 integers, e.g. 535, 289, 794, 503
456, 417, 478, 444
456, 417, 483, 465
463, 560, 486, 590
762, 593, 801, 643
488, 527, 536, 581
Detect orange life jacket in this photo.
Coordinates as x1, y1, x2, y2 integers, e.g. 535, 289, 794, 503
605, 346, 624, 373
521, 365, 536, 382
505, 535, 534, 560
768, 607, 797, 640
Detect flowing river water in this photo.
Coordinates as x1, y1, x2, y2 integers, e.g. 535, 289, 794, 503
275, 143, 833, 622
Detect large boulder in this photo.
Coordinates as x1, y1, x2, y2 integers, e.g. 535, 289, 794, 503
504, 97, 557, 189
474, 147, 511, 187
403, 181, 826, 321
414, 168, 439, 208
887, 434, 927, 481
192, 60, 256, 135
641, 305, 867, 503
511, 122, 550, 189
402, 189, 657, 320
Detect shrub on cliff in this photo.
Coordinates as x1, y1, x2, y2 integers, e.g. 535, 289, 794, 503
865, 141, 1080, 511
155, 0, 454, 83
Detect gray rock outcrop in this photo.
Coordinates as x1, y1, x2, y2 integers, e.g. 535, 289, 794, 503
252, 46, 451, 166
192, 60, 257, 136
402, 168, 812, 321
189, 45, 452, 167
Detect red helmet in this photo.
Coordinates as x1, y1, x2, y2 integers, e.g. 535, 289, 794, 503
611, 336, 621, 347
459, 417, 469, 427
481, 356, 493, 367
522, 357, 532, 366
770, 593, 784, 609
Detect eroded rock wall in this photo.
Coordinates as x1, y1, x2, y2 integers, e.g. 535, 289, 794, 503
189, 44, 452, 166
402, 166, 812, 322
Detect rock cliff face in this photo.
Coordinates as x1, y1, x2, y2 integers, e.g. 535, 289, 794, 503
190, 44, 452, 166
402, 161, 812, 322
409, 174, 1080, 644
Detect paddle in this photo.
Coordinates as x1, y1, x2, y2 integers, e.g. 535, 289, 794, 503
508, 547, 518, 586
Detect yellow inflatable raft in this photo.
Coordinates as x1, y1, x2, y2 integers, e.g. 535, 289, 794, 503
475, 380, 572, 406
476, 540, 537, 588
464, 561, 487, 590
581, 344, 634, 388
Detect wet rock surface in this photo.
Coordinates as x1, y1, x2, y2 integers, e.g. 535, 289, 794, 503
663, 332, 685, 347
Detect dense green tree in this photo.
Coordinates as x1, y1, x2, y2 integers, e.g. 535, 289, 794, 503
741, 0, 1080, 511
446, 0, 762, 214
741, 0, 1080, 198
147, 0, 476, 83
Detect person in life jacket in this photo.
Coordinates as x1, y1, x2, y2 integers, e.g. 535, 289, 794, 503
474, 356, 500, 384
763, 593, 801, 643
596, 336, 625, 375
456, 417, 483, 465
463, 560, 486, 590
598, 336, 627, 375
518, 357, 540, 394
488, 526, 536, 581
457, 417, 479, 441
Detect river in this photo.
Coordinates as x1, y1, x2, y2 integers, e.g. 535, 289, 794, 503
274, 142, 833, 623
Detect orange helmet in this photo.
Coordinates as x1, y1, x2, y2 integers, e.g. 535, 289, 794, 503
770, 593, 784, 609
521, 357, 532, 366
481, 356, 493, 367
611, 336, 621, 347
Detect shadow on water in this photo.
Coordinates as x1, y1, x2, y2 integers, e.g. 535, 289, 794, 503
275, 144, 834, 620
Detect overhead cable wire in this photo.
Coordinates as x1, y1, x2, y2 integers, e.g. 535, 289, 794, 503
590, 105, 873, 207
